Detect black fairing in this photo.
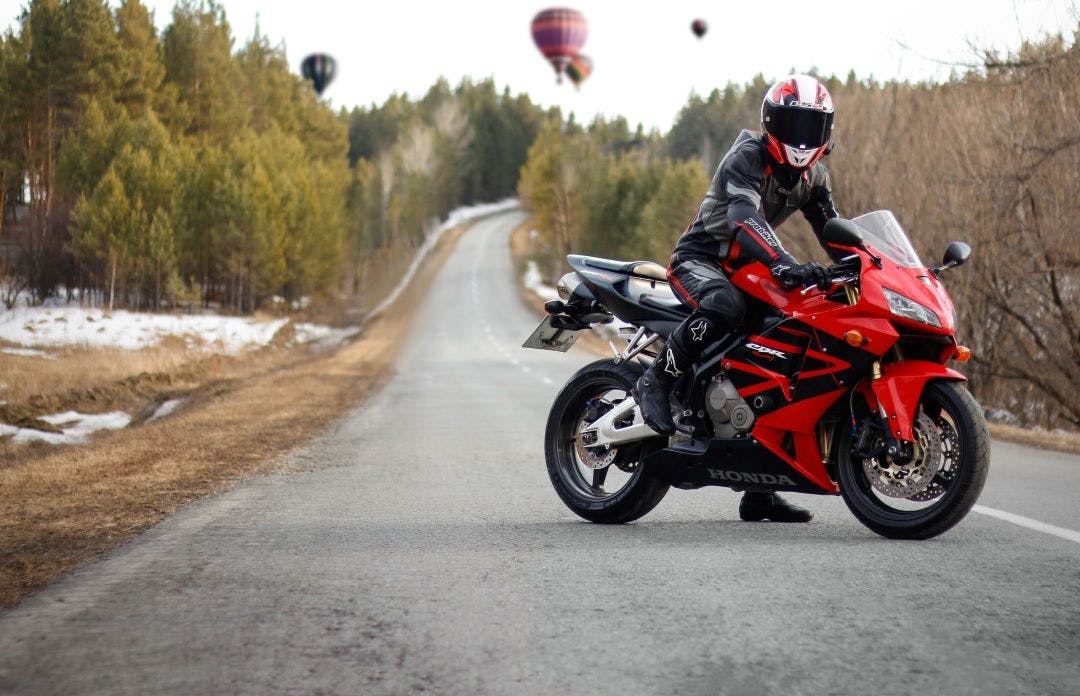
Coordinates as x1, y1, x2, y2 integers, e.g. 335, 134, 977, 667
567, 255, 689, 336
646, 315, 881, 494
647, 437, 824, 493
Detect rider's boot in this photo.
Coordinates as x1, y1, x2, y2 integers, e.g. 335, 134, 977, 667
634, 341, 692, 435
739, 491, 813, 523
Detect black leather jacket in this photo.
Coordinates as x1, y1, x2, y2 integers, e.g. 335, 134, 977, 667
672, 129, 838, 271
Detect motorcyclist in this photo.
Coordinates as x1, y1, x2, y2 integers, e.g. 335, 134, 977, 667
634, 74, 841, 523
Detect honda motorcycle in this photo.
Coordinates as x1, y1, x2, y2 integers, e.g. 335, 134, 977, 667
523, 211, 988, 539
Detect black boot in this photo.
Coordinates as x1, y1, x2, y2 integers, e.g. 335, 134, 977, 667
634, 344, 690, 435
739, 492, 813, 523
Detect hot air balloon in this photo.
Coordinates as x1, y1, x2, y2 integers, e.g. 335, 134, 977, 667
301, 53, 336, 96
531, 7, 587, 83
691, 18, 708, 38
566, 54, 592, 89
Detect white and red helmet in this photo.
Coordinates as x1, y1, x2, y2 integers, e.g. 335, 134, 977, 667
761, 74, 834, 169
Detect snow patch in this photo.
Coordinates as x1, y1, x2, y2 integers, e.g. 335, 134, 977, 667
0, 306, 289, 353
985, 408, 1021, 426
524, 261, 560, 302
147, 398, 185, 423
293, 323, 359, 348
11, 410, 131, 445
1, 346, 55, 359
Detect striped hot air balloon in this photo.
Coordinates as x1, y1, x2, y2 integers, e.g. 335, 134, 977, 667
566, 54, 592, 89
531, 7, 587, 83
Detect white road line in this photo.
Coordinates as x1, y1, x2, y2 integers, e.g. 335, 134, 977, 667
973, 505, 1080, 545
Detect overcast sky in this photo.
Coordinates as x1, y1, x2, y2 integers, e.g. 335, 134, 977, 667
1, 0, 1077, 131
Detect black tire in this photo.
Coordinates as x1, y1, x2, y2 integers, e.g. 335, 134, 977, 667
838, 380, 989, 540
544, 359, 670, 523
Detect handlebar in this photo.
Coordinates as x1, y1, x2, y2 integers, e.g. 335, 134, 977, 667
800, 262, 860, 296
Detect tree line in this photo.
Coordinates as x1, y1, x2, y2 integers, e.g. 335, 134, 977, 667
0, 0, 553, 313
518, 30, 1080, 431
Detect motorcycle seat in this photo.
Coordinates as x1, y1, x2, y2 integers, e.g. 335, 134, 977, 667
640, 292, 690, 315
576, 255, 669, 282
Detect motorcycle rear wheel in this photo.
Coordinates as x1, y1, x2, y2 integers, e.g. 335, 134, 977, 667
838, 380, 989, 539
545, 359, 669, 524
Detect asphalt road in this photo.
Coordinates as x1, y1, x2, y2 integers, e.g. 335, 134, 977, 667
1, 210, 1078, 696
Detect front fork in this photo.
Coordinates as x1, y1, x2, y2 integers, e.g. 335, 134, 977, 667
854, 359, 968, 457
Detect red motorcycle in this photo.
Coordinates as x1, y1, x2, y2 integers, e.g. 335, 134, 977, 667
524, 211, 988, 539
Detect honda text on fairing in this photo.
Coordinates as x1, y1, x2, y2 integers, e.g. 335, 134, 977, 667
524, 211, 988, 539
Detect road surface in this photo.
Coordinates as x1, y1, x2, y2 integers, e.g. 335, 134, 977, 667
1, 210, 1078, 695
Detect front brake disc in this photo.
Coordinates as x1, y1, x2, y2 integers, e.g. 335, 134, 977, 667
863, 410, 943, 499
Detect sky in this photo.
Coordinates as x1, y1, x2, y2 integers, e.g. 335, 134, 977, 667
0, 0, 1077, 132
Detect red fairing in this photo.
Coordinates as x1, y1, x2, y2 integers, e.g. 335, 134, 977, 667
727, 230, 967, 464
869, 361, 966, 441
755, 390, 846, 493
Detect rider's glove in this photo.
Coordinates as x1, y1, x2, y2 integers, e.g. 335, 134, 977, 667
771, 261, 828, 290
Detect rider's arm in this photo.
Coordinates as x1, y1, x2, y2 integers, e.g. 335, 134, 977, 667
718, 148, 798, 271
801, 164, 846, 261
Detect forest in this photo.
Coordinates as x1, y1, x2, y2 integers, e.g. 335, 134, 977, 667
0, 0, 555, 313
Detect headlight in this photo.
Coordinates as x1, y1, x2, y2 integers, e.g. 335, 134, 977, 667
882, 287, 941, 328
557, 272, 581, 301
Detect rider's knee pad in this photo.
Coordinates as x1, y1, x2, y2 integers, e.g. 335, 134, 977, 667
696, 283, 746, 329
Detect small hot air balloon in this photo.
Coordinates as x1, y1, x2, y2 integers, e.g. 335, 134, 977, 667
531, 7, 587, 83
566, 54, 592, 89
691, 18, 708, 39
301, 53, 336, 96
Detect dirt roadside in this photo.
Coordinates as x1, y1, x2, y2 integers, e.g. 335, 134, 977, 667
0, 223, 470, 609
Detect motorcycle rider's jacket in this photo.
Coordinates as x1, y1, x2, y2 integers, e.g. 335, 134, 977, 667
671, 129, 839, 274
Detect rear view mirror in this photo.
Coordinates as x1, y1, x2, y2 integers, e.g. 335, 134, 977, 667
942, 241, 971, 267
822, 218, 864, 248
933, 241, 971, 276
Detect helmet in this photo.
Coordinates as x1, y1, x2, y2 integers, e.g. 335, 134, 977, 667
761, 74, 834, 169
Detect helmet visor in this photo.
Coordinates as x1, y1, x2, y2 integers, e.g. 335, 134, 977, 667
764, 107, 833, 149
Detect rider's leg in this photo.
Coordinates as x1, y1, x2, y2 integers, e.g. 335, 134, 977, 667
635, 261, 745, 434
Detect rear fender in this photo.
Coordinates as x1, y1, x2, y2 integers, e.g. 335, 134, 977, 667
868, 360, 966, 441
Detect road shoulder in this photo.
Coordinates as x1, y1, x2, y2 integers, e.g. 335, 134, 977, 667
0, 222, 470, 609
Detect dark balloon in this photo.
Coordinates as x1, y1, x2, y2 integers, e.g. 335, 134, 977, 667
691, 18, 707, 38
566, 54, 592, 89
531, 7, 588, 83
301, 53, 336, 96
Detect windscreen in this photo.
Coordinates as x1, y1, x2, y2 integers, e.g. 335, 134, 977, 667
852, 210, 924, 268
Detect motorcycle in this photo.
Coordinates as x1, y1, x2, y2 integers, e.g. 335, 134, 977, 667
523, 211, 989, 539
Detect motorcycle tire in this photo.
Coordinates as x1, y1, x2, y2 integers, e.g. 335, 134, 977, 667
838, 380, 989, 540
545, 359, 669, 524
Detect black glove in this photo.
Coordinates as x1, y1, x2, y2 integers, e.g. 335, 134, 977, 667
771, 261, 828, 290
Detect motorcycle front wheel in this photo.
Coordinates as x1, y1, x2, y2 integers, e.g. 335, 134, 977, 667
545, 359, 669, 524
838, 380, 990, 539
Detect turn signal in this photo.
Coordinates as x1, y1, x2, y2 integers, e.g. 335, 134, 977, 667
844, 330, 866, 347
954, 345, 972, 362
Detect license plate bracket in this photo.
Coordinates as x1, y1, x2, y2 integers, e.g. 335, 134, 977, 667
522, 315, 583, 352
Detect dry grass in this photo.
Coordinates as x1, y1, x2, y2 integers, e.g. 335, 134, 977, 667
0, 225, 468, 608
0, 338, 208, 404
988, 423, 1080, 456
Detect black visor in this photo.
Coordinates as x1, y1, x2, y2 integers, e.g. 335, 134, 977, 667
763, 104, 833, 149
